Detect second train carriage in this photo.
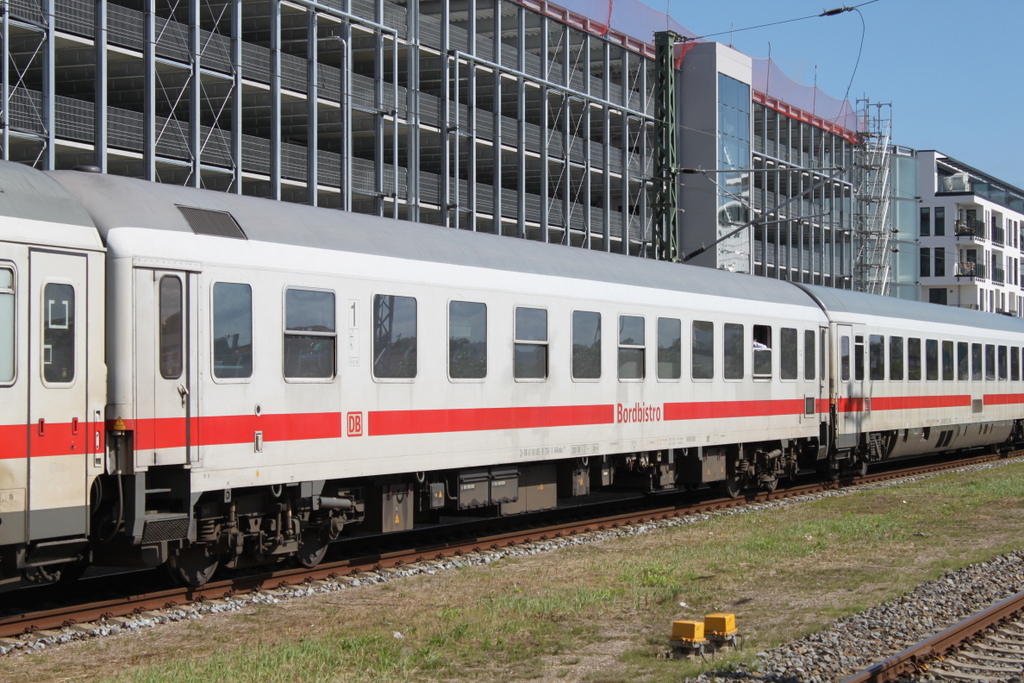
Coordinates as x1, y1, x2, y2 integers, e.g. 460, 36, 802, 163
3, 158, 1024, 590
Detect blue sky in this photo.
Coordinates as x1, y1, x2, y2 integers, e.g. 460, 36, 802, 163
668, 0, 1024, 190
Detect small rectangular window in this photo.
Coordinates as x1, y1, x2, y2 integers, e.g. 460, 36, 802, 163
920, 207, 930, 236
889, 336, 904, 381
908, 338, 921, 381
0, 266, 14, 383
571, 310, 600, 380
753, 325, 772, 378
780, 328, 798, 380
972, 343, 982, 381
618, 315, 645, 380
840, 335, 850, 381
868, 335, 884, 381
804, 330, 816, 381
854, 335, 865, 381
285, 289, 337, 379
942, 341, 954, 381
657, 318, 681, 380
213, 282, 253, 379
1013, 347, 1021, 382
998, 345, 1008, 381
724, 323, 744, 380
449, 301, 487, 380
514, 307, 547, 380
373, 294, 417, 379
160, 276, 183, 380
985, 344, 996, 381
692, 321, 714, 379
43, 282, 76, 384
925, 340, 939, 381
957, 342, 969, 381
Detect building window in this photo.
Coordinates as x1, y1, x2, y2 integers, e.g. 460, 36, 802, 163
934, 248, 945, 277
618, 315, 645, 380
657, 318, 681, 380
449, 301, 487, 380
514, 307, 547, 380
920, 207, 930, 236
724, 323, 744, 380
373, 294, 417, 379
934, 206, 945, 236
920, 247, 931, 278
213, 282, 252, 379
571, 310, 601, 380
0, 266, 14, 383
692, 321, 714, 380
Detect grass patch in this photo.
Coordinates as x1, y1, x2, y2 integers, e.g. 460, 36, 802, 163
4, 461, 1024, 683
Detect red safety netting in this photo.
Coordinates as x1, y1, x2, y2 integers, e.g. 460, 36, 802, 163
752, 58, 861, 139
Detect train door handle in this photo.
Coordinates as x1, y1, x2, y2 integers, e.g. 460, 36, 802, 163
177, 383, 190, 407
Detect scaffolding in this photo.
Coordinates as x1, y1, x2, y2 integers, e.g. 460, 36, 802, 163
854, 101, 894, 295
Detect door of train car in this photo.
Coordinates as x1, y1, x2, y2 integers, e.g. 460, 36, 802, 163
0, 247, 27, 552
134, 269, 199, 467
834, 323, 866, 449
26, 250, 90, 540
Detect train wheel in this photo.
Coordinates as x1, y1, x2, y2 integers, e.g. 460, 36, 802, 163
723, 476, 743, 499
168, 547, 219, 587
296, 533, 328, 569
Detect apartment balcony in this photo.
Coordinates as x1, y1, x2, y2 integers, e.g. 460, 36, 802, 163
955, 218, 986, 240
993, 225, 1006, 246
993, 267, 1006, 284
956, 262, 986, 280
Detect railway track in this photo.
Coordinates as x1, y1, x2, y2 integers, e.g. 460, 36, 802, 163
842, 589, 1024, 683
0, 451, 1007, 649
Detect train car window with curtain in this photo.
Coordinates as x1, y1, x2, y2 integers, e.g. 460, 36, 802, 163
0, 266, 14, 383
998, 345, 1008, 380
869, 335, 884, 381
691, 321, 714, 379
373, 294, 417, 379
160, 276, 183, 380
213, 283, 252, 379
514, 307, 547, 380
724, 323, 743, 380
889, 336, 903, 381
657, 318, 681, 380
780, 328, 798, 380
449, 301, 487, 380
958, 342, 969, 381
985, 344, 996, 381
972, 343, 983, 381
42, 282, 75, 383
908, 338, 921, 381
284, 289, 336, 380
804, 330, 816, 381
618, 315, 645, 380
942, 341, 954, 381
572, 310, 601, 380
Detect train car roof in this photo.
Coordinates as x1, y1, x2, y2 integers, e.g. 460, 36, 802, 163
47, 170, 819, 309
0, 161, 95, 227
798, 283, 1024, 334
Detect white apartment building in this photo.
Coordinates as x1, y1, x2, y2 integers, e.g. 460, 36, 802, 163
917, 151, 1024, 315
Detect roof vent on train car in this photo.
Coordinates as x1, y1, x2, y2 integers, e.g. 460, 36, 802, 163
73, 165, 102, 173
177, 205, 247, 240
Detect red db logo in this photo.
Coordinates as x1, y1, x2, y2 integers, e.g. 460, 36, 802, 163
346, 412, 363, 437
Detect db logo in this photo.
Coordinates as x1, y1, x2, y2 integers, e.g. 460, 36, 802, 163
346, 412, 363, 437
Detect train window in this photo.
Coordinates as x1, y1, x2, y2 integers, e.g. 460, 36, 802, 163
514, 307, 547, 380
907, 338, 921, 381
925, 340, 938, 381
971, 343, 982, 381
213, 283, 253, 379
780, 328, 798, 380
753, 325, 771, 379
657, 317, 681, 380
942, 341, 954, 381
373, 295, 417, 379
985, 344, 996, 381
854, 335, 865, 381
724, 323, 744, 380
889, 337, 904, 381
284, 289, 336, 380
160, 276, 183, 380
449, 301, 487, 380
42, 282, 75, 384
957, 342, 969, 381
804, 330, 816, 381
998, 346, 1008, 381
840, 335, 850, 381
691, 321, 714, 380
571, 310, 600, 380
869, 335, 884, 381
1012, 348, 1020, 382
0, 266, 13, 383
618, 315, 645, 380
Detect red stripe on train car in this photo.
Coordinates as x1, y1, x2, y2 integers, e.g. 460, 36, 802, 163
0, 424, 28, 459
108, 412, 343, 449
368, 404, 614, 437
838, 395, 972, 412
663, 399, 806, 421
983, 393, 1024, 406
